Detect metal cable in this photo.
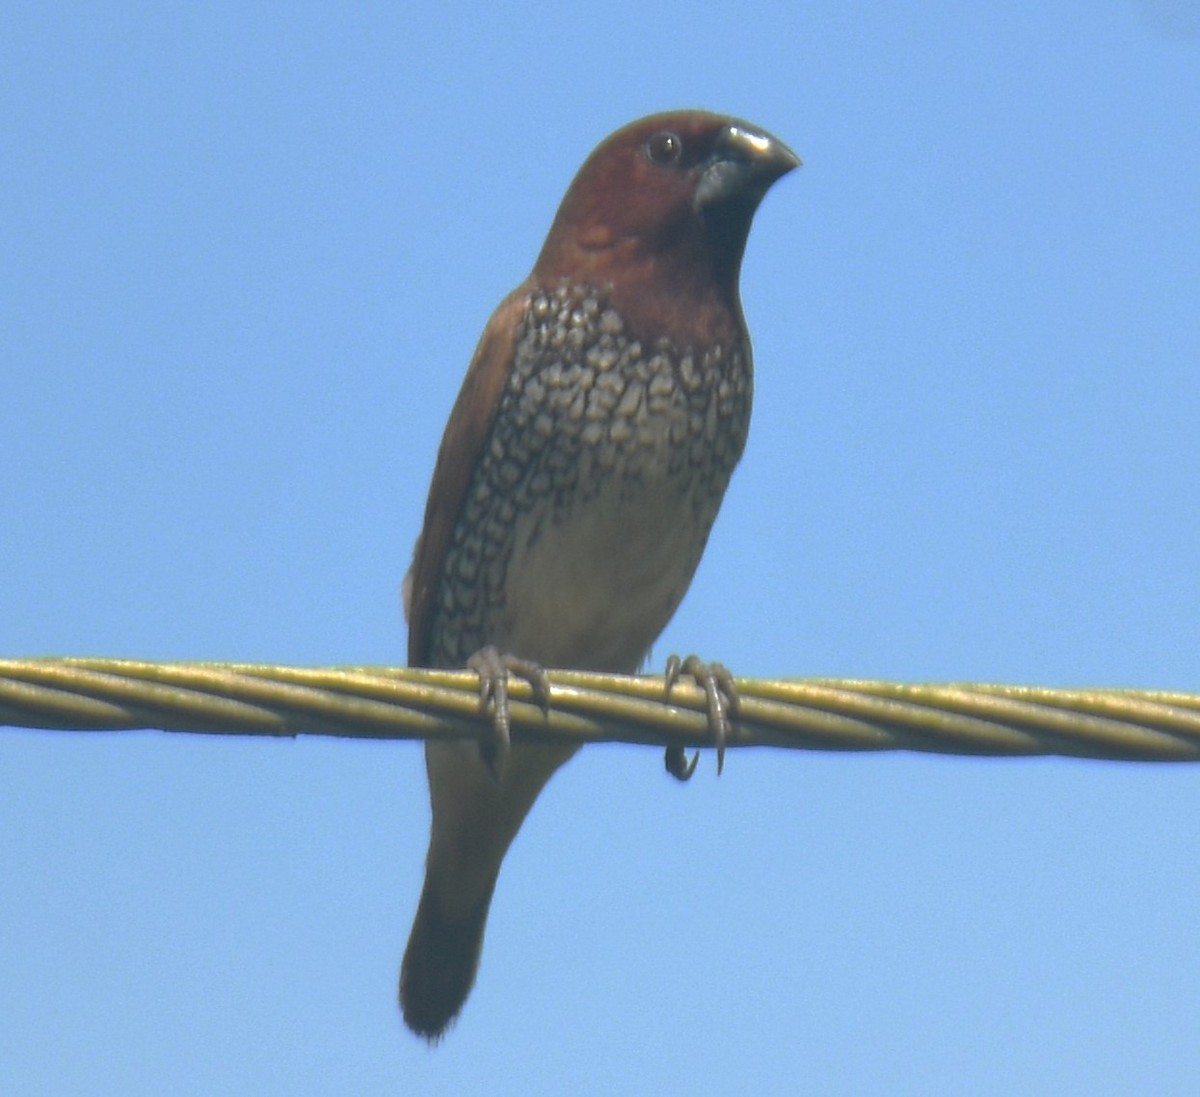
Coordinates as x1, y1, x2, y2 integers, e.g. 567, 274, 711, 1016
2, 657, 1198, 762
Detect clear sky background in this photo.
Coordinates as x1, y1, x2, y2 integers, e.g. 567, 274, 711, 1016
3, 4, 1199, 1094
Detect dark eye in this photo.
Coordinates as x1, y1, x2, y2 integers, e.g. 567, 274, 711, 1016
645, 130, 683, 165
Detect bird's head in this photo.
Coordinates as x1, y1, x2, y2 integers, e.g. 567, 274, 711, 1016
533, 110, 799, 337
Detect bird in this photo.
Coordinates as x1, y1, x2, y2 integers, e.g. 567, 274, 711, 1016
399, 109, 799, 1040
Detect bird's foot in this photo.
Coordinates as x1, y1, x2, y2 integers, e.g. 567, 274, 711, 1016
465, 646, 551, 781
663, 654, 739, 780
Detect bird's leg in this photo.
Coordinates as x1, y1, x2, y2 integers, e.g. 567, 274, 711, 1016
466, 645, 552, 781
663, 654, 739, 779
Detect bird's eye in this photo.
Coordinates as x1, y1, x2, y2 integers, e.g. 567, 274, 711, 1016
645, 131, 683, 166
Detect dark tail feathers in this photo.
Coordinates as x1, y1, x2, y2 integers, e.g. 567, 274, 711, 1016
400, 876, 497, 1041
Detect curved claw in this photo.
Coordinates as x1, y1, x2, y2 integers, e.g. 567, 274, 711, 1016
664, 654, 739, 776
466, 646, 551, 782
664, 744, 700, 782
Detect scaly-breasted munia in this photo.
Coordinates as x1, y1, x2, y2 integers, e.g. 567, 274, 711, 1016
400, 110, 798, 1040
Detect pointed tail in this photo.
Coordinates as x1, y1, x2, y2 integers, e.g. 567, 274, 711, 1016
400, 872, 498, 1041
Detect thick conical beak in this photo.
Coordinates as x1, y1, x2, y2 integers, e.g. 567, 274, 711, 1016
694, 121, 801, 210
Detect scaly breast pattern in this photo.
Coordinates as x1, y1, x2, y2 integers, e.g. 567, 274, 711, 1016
427, 281, 752, 674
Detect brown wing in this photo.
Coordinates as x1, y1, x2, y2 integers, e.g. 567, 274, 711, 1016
406, 283, 531, 667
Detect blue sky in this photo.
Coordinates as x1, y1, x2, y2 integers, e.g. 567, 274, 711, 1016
3, 3, 1199, 1094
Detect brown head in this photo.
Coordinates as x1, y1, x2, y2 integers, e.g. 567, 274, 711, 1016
533, 110, 799, 341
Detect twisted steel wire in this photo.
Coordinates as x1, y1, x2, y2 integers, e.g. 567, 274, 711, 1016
2, 657, 1198, 762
